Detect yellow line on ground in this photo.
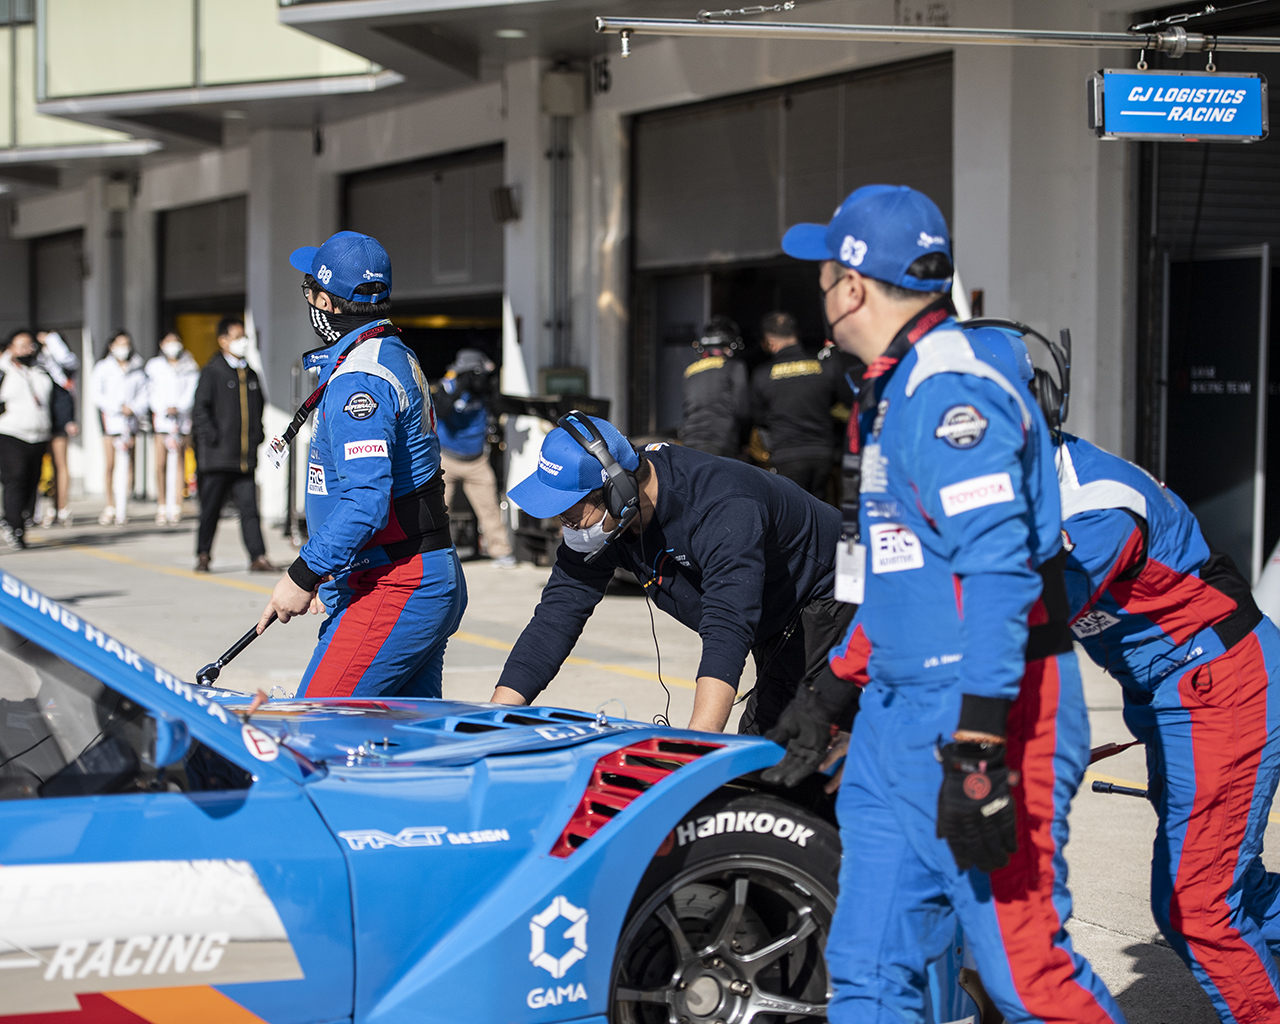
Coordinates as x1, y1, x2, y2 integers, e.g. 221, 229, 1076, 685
72, 546, 274, 594
1086, 769, 1280, 825
69, 549, 695, 690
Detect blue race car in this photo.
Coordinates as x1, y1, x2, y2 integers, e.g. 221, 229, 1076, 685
0, 571, 979, 1024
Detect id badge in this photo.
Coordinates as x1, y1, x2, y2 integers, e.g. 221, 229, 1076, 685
835, 541, 866, 605
265, 435, 288, 471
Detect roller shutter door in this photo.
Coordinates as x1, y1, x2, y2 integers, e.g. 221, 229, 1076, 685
161, 196, 246, 302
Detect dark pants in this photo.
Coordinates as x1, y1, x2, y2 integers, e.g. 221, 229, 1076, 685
0, 435, 45, 537
197, 471, 265, 560
773, 457, 834, 499
738, 595, 859, 735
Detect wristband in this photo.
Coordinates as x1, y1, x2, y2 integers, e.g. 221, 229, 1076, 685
288, 556, 323, 592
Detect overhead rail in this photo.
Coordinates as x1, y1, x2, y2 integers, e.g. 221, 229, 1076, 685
594, 17, 1280, 58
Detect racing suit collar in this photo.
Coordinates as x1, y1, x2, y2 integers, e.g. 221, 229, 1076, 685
858, 294, 956, 415
302, 318, 394, 381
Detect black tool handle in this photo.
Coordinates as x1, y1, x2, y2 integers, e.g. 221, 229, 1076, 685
1091, 780, 1148, 799
196, 613, 277, 685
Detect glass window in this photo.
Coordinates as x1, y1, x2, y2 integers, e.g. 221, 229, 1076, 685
15, 26, 127, 147
201, 0, 372, 86
0, 623, 251, 801
0, 28, 12, 148
44, 0, 194, 98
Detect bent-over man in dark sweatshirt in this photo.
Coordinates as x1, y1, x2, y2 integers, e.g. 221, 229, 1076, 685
490, 414, 851, 734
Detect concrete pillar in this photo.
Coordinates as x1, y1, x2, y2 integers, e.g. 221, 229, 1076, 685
246, 127, 327, 522
503, 58, 551, 395
585, 106, 629, 423
0, 199, 29, 340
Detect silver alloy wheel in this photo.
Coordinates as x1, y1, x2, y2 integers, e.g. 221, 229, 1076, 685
612, 854, 834, 1024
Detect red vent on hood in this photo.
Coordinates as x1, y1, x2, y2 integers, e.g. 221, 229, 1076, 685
550, 738, 722, 858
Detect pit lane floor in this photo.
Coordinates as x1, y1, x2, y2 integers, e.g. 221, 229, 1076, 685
8, 501, 1266, 1023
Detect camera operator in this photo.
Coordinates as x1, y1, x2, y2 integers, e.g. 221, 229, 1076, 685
433, 349, 515, 568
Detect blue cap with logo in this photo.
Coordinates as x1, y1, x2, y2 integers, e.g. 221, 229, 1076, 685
509, 415, 640, 518
289, 230, 392, 304
781, 184, 952, 292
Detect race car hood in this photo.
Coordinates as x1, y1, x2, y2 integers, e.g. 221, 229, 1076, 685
210, 696, 656, 768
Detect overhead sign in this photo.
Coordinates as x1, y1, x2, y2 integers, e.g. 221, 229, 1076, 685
1089, 69, 1268, 142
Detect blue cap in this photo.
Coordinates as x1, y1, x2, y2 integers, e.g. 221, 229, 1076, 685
781, 185, 952, 292
508, 415, 640, 518
289, 231, 392, 304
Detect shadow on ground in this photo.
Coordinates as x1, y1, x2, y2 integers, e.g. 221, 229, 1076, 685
1117, 941, 1219, 1024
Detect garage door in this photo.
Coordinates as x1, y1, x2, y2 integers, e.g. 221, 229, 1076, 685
344, 144, 504, 302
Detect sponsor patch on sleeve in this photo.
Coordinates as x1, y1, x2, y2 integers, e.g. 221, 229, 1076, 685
869, 523, 925, 573
344, 439, 389, 460
343, 391, 378, 420
307, 463, 327, 495
935, 405, 988, 448
939, 472, 1014, 517
1071, 608, 1122, 638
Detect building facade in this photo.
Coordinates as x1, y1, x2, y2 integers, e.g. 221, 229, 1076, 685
3, 0, 1275, 578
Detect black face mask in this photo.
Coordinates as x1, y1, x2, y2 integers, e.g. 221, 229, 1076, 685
309, 304, 379, 345
15, 351, 39, 366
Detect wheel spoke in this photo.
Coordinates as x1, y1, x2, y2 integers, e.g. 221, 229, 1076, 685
615, 986, 674, 1005
738, 907, 817, 974
743, 991, 828, 1022
704, 875, 750, 955
655, 901, 696, 962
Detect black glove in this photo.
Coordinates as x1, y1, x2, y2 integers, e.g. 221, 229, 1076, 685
936, 740, 1018, 873
761, 676, 858, 788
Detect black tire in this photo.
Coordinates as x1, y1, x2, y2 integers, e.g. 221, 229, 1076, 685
611, 790, 839, 1024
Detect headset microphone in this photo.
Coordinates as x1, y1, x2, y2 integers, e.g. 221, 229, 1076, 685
557, 411, 641, 564
966, 318, 1071, 434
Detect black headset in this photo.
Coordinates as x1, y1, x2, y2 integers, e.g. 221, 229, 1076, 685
966, 318, 1072, 434
557, 411, 641, 563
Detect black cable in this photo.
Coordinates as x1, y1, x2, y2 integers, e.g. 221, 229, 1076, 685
638, 529, 672, 727
0, 732, 52, 772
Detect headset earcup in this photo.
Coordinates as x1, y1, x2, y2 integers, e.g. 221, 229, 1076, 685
1033, 368, 1062, 431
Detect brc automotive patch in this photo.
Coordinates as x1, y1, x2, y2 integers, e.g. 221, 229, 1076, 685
869, 523, 925, 574
307, 463, 327, 495
0, 859, 303, 1014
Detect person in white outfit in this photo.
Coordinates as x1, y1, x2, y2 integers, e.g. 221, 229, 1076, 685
145, 332, 199, 526
90, 331, 147, 526
36, 329, 80, 527
0, 330, 53, 549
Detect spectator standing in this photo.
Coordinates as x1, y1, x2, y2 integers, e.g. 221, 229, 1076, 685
192, 317, 274, 573
679, 315, 748, 458
750, 311, 839, 498
0, 330, 53, 549
146, 332, 199, 526
36, 330, 79, 527
432, 349, 516, 567
89, 331, 147, 526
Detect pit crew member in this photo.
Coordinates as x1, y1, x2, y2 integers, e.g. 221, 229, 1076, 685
489, 414, 850, 734
679, 315, 749, 458
256, 231, 466, 698
765, 185, 1124, 1024
1054, 426, 1280, 1022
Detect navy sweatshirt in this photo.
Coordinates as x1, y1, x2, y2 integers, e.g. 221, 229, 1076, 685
497, 444, 841, 701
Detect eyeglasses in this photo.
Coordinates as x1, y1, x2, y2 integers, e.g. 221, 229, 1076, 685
301, 282, 316, 301
561, 501, 605, 530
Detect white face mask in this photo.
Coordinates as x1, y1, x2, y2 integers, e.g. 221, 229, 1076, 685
161, 340, 183, 359
562, 520, 611, 555
110, 344, 131, 362
227, 338, 249, 359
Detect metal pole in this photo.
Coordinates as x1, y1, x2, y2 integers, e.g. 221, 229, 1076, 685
594, 17, 1280, 55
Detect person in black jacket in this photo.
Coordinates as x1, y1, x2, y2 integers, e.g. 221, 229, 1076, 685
679, 316, 748, 458
489, 415, 854, 735
750, 311, 840, 498
191, 316, 274, 573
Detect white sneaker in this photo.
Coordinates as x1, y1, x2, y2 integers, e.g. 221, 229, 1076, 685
39, 505, 55, 529
57, 508, 72, 527
167, 506, 182, 525
98, 506, 116, 526
114, 511, 128, 526
155, 510, 168, 526
493, 554, 518, 569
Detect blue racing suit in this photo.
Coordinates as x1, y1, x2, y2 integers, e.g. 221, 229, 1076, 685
825, 307, 1123, 1024
433, 375, 488, 459
1058, 433, 1280, 1022
292, 320, 466, 698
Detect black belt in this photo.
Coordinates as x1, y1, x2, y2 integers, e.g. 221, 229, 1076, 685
377, 476, 453, 562
1027, 547, 1074, 661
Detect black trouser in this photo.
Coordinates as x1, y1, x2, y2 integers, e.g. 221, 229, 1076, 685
0, 435, 45, 537
197, 471, 265, 560
772, 456, 835, 499
738, 594, 859, 735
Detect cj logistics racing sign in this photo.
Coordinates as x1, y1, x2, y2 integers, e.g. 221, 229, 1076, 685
1089, 69, 1267, 142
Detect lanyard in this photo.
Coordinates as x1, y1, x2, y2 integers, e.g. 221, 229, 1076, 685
840, 296, 955, 544
265, 320, 399, 469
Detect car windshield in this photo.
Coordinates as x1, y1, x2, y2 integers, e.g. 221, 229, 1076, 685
0, 623, 250, 800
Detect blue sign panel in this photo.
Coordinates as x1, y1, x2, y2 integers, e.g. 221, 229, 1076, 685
1089, 69, 1268, 142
